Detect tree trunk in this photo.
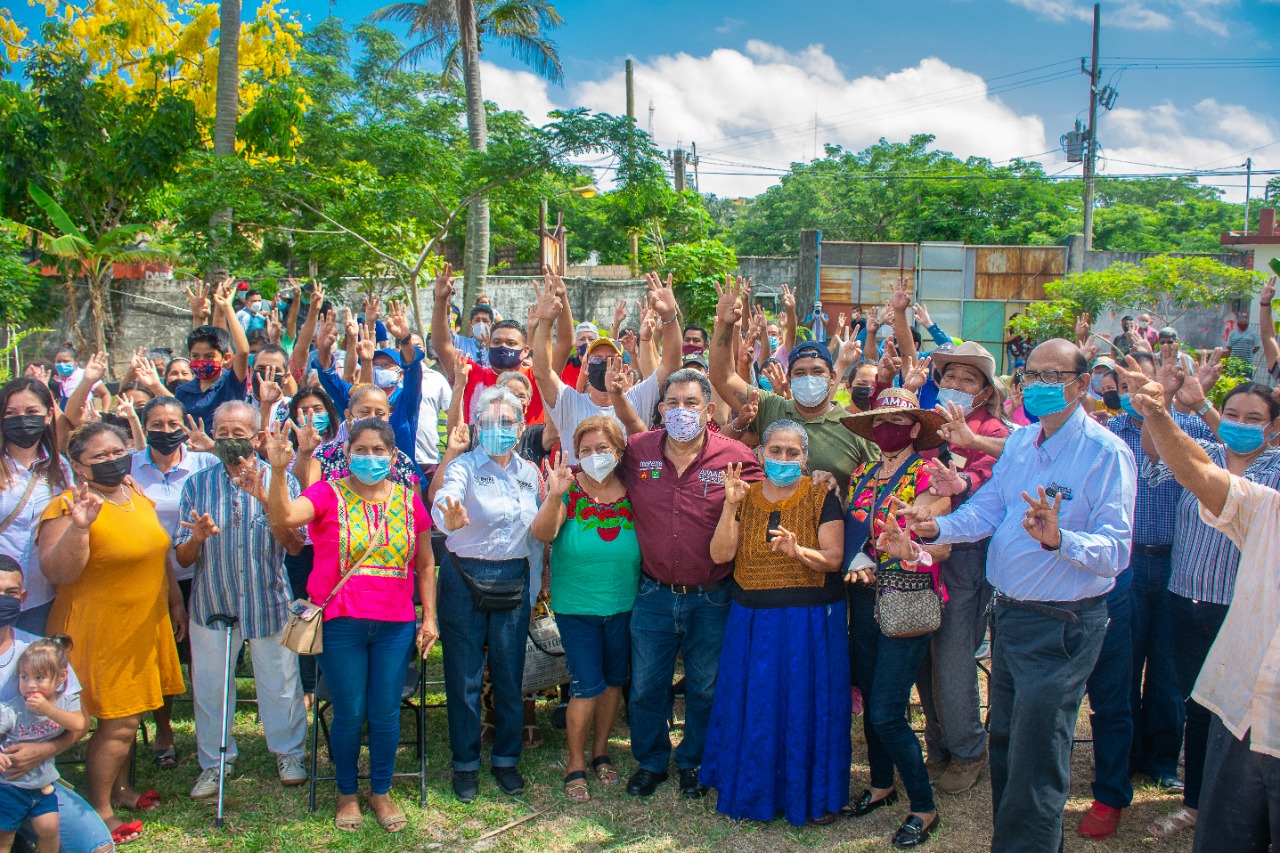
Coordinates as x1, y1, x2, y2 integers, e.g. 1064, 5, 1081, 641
209, 0, 242, 279
86, 272, 110, 369
458, 0, 489, 311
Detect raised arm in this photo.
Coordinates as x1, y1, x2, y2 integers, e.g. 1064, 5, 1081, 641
780, 284, 797, 353
530, 454, 572, 544
430, 263, 461, 382
710, 463, 748, 564
551, 272, 575, 371
1260, 277, 1278, 373
212, 279, 251, 382
635, 306, 658, 379
529, 273, 567, 410
647, 272, 682, 384
261, 426, 317, 528
606, 357, 646, 436
61, 352, 109, 430
709, 275, 756, 406
290, 280, 325, 379
35, 487, 101, 585
890, 278, 917, 363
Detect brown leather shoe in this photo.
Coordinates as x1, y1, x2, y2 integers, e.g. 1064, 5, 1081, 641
937, 755, 984, 794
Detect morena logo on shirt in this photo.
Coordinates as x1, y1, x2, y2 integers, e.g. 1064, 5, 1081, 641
1045, 482, 1074, 501
639, 460, 662, 479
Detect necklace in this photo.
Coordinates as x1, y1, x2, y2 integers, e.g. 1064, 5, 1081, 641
91, 485, 135, 512
0, 642, 15, 669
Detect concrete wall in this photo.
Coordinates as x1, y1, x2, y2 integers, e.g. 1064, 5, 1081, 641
736, 256, 799, 299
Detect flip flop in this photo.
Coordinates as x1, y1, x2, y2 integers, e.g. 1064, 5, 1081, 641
152, 746, 178, 770
591, 755, 620, 786
563, 771, 590, 803
115, 788, 161, 812
110, 819, 143, 845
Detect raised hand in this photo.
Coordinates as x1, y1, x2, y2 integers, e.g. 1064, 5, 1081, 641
544, 452, 574, 496
69, 484, 103, 529
79, 401, 100, 424
605, 356, 627, 395
769, 524, 800, 558
833, 332, 862, 379
722, 462, 749, 507
1262, 276, 1276, 306
1128, 329, 1153, 354
212, 278, 235, 313
115, 399, 140, 425
262, 422, 297, 469
385, 300, 411, 343
256, 372, 283, 407
82, 352, 108, 384
877, 339, 902, 385
133, 353, 163, 395
876, 302, 895, 327
890, 277, 913, 312
445, 423, 471, 455
763, 361, 789, 399
294, 416, 322, 456
186, 283, 212, 325
780, 283, 795, 314
925, 457, 968, 497
434, 262, 455, 302
835, 312, 848, 335
316, 310, 339, 354
902, 353, 932, 393
363, 295, 381, 329
1075, 312, 1091, 345
531, 270, 562, 322
179, 510, 221, 542
913, 302, 933, 329
1156, 344, 1185, 401
440, 496, 470, 530
185, 415, 215, 452
1116, 357, 1165, 418
613, 298, 628, 331
935, 401, 977, 448
356, 330, 375, 363
1020, 487, 1062, 549
265, 308, 283, 343
730, 389, 759, 434
26, 363, 49, 384
1194, 347, 1225, 395
713, 274, 745, 327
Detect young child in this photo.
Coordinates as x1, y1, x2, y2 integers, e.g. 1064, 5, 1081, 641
0, 636, 88, 853
174, 280, 251, 426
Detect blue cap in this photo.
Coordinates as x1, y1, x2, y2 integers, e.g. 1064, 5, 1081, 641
373, 348, 403, 367
789, 340, 833, 368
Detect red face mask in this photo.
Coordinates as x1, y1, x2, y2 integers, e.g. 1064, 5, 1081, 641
190, 358, 223, 381
872, 420, 916, 453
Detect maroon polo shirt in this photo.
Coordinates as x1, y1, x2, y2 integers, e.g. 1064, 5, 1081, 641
621, 428, 763, 586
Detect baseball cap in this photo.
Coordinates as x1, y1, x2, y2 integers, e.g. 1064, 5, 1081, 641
789, 340, 833, 368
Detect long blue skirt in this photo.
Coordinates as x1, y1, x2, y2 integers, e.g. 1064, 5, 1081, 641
700, 599, 852, 825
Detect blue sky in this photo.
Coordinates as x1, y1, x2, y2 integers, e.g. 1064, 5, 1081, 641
13, 0, 1280, 199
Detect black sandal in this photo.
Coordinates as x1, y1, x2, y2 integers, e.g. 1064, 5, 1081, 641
591, 755, 620, 785
151, 746, 178, 770
563, 770, 590, 803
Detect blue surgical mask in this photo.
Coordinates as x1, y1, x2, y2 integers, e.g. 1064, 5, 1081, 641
373, 367, 400, 388
348, 454, 391, 485
54, 363, 75, 378
935, 387, 976, 412
790, 375, 829, 407
478, 424, 520, 457
1023, 382, 1072, 418
1218, 419, 1268, 455
309, 412, 330, 433
763, 457, 803, 487
1119, 393, 1141, 421
768, 336, 780, 351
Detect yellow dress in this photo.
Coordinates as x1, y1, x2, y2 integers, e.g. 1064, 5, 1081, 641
40, 489, 185, 719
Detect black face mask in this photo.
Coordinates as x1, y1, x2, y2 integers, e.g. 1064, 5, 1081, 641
2, 416, 46, 449
587, 361, 608, 392
147, 429, 189, 455
165, 379, 185, 394
1101, 390, 1122, 411
0, 595, 20, 630
850, 386, 873, 411
214, 437, 255, 468
88, 455, 131, 488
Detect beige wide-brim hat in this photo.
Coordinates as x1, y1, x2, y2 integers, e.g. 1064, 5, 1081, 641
928, 341, 1007, 397
841, 387, 947, 451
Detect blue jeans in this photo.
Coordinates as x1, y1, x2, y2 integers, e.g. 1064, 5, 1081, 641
284, 545, 317, 694
438, 553, 530, 772
557, 612, 631, 699
1171, 594, 1229, 810
316, 617, 415, 795
989, 598, 1107, 853
1129, 549, 1183, 779
15, 784, 111, 853
1086, 571, 1134, 809
850, 586, 936, 814
628, 577, 730, 773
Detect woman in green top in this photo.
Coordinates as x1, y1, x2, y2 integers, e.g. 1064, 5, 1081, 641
531, 415, 640, 803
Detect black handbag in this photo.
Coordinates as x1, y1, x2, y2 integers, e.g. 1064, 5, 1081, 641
452, 558, 526, 612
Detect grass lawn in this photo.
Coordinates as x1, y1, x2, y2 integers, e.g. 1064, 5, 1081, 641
67, 649, 1196, 853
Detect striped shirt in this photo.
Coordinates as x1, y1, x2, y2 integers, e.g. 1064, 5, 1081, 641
1144, 441, 1280, 604
174, 465, 299, 638
1108, 412, 1214, 546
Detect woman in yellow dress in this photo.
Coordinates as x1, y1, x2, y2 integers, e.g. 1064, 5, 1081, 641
37, 422, 184, 843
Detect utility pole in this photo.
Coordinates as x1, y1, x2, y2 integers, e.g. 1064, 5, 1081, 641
672, 148, 686, 192
626, 59, 638, 274
691, 141, 700, 193
625, 59, 635, 123
1244, 157, 1253, 235
1081, 3, 1101, 253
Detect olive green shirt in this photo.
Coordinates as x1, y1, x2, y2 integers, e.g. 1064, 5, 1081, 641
754, 390, 877, 494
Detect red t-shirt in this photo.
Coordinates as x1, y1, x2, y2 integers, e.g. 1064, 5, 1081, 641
461, 358, 545, 425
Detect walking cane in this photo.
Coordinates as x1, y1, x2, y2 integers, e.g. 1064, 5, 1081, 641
206, 613, 239, 829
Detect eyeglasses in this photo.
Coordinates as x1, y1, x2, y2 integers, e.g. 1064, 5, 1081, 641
1021, 370, 1083, 385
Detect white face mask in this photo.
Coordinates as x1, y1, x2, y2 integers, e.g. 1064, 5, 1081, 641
935, 387, 976, 412
580, 452, 618, 482
790, 375, 830, 407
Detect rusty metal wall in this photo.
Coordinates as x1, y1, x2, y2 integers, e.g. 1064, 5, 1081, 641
967, 246, 1066, 301
817, 241, 916, 307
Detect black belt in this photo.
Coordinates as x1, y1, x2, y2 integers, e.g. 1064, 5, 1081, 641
1133, 544, 1173, 557
995, 592, 1106, 625
642, 573, 727, 595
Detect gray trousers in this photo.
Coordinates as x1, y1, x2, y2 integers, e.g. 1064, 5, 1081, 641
918, 540, 992, 764
1194, 715, 1280, 853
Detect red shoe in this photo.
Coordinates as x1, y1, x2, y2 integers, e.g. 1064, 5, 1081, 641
1078, 800, 1123, 839
851, 687, 864, 717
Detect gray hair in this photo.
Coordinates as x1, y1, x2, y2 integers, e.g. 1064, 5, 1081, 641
496, 371, 532, 396
761, 419, 809, 455
472, 384, 524, 425
660, 368, 713, 405
212, 400, 262, 431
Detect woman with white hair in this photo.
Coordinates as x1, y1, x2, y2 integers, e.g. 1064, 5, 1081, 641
432, 385, 542, 804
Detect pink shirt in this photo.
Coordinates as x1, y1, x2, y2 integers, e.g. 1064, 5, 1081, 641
303, 479, 431, 622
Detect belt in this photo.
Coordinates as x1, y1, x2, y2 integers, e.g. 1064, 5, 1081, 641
1133, 544, 1173, 556
642, 573, 727, 595
995, 592, 1106, 625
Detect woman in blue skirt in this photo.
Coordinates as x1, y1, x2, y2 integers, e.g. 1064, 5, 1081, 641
702, 419, 848, 826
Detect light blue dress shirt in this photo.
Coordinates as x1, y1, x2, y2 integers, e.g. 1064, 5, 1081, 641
934, 404, 1136, 602
431, 446, 540, 561
131, 447, 220, 581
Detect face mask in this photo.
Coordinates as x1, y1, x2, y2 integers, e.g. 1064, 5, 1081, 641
849, 386, 873, 411
190, 358, 223, 381
768, 336, 780, 351
577, 342, 590, 358
472, 323, 490, 341
1218, 419, 1268, 455
936, 387, 976, 413
248, 354, 257, 370
587, 361, 608, 392
308, 412, 331, 433
2, 415, 46, 449
763, 457, 803, 487
759, 376, 774, 392
348, 454, 391, 485
1103, 390, 1123, 412
477, 424, 520, 457
88, 455, 131, 488
372, 367, 400, 388
0, 595, 20, 630
489, 346, 522, 370
1023, 382, 1073, 418
213, 437, 255, 468
147, 429, 188, 455
249, 300, 263, 314
1089, 373, 1109, 394
872, 421, 916, 453
580, 452, 618, 482
165, 378, 186, 393
790, 375, 830, 407
54, 363, 75, 378
663, 406, 705, 442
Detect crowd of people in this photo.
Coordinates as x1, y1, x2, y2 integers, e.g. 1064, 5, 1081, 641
0, 267, 1276, 853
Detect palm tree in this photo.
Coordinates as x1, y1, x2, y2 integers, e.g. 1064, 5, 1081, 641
367, 0, 564, 308
210, 0, 242, 274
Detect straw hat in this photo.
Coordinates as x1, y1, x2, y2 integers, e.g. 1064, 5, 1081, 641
928, 341, 1006, 395
841, 387, 947, 451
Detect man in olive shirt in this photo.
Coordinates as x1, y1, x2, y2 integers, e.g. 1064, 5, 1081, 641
709, 278, 876, 492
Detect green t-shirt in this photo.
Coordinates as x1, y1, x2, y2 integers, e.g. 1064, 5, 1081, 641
549, 483, 642, 616
755, 390, 877, 494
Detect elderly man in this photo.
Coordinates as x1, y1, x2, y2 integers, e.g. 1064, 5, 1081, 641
902, 339, 1136, 853
174, 401, 308, 800
1118, 359, 1280, 853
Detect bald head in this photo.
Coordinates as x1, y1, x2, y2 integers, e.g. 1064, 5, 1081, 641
1028, 338, 1087, 377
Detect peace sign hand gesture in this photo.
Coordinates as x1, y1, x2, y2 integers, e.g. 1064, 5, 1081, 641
1020, 486, 1062, 549
69, 484, 103, 530
722, 462, 750, 507
440, 496, 470, 531
545, 452, 574, 497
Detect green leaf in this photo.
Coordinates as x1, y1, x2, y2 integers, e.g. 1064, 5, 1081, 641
27, 183, 86, 242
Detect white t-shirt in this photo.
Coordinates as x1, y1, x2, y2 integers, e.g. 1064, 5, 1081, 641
547, 374, 660, 464
1, 457, 74, 611
416, 368, 452, 467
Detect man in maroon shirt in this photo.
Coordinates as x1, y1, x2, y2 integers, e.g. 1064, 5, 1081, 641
620, 368, 762, 799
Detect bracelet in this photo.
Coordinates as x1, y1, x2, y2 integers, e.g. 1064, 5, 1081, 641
398, 335, 413, 347
728, 420, 748, 434
1262, 302, 1272, 307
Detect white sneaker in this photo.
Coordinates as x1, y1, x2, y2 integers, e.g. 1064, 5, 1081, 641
190, 765, 229, 799
277, 754, 307, 786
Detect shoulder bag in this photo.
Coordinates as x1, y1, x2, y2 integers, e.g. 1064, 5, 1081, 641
280, 544, 372, 655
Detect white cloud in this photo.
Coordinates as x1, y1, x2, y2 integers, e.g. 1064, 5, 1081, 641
1006, 0, 1247, 32
476, 63, 560, 128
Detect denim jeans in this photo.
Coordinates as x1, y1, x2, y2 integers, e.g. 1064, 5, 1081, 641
1085, 571, 1134, 809
1194, 716, 1280, 853
16, 784, 112, 853
850, 586, 936, 814
1128, 549, 1183, 779
557, 611, 631, 699
438, 552, 530, 772
316, 617, 415, 795
989, 599, 1107, 853
1171, 594, 1229, 810
284, 545, 317, 694
919, 541, 992, 764
628, 576, 730, 773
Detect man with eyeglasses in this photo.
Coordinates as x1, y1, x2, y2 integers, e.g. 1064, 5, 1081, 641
898, 338, 1136, 853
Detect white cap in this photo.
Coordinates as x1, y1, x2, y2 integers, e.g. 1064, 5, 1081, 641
574, 322, 599, 336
